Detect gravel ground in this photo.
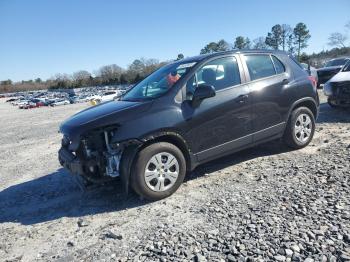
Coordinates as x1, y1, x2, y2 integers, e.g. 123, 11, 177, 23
0, 92, 349, 262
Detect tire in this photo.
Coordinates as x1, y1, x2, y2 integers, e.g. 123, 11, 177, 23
283, 107, 315, 149
131, 142, 186, 201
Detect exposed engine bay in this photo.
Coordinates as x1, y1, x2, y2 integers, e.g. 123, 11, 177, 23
59, 127, 129, 183
325, 81, 350, 107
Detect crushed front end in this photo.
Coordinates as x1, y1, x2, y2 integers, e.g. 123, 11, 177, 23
324, 81, 350, 107
59, 128, 127, 183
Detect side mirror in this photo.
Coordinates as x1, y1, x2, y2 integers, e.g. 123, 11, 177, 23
191, 84, 216, 107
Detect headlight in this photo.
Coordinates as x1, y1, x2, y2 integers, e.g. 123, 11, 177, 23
323, 82, 333, 96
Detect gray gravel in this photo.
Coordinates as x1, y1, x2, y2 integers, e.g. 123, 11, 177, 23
0, 92, 349, 262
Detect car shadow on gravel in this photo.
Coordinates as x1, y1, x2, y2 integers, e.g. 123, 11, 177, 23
0, 168, 147, 225
317, 102, 350, 124
186, 140, 292, 182
0, 141, 293, 226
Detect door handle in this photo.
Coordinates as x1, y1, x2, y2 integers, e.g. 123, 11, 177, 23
282, 79, 289, 85
236, 94, 248, 104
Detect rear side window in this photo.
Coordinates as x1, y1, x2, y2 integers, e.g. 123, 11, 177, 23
272, 56, 285, 74
244, 55, 276, 81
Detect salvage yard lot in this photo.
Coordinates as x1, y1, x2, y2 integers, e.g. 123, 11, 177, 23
0, 92, 350, 261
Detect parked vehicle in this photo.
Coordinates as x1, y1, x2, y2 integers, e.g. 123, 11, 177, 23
50, 99, 70, 106
30, 98, 46, 107
59, 50, 319, 200
6, 98, 17, 102
20, 101, 37, 109
17, 100, 31, 109
317, 57, 350, 88
324, 60, 350, 107
89, 90, 121, 105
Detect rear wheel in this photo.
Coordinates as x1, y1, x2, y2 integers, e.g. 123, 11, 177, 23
283, 107, 315, 149
131, 142, 186, 200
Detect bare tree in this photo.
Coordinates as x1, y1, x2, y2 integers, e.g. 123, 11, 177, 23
97, 64, 123, 84
281, 24, 292, 51
72, 70, 91, 87
126, 58, 165, 83
252, 37, 268, 49
328, 32, 348, 48
53, 73, 71, 89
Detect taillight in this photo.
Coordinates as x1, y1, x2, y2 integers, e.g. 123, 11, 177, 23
308, 76, 317, 89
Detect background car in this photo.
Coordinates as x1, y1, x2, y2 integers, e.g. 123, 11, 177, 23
317, 57, 350, 88
50, 99, 70, 106
89, 90, 121, 105
324, 60, 350, 107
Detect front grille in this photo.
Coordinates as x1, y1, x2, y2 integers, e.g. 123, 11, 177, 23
333, 81, 350, 88
332, 81, 350, 97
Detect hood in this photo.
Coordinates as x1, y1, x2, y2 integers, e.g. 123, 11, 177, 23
329, 71, 350, 83
60, 100, 153, 149
317, 65, 342, 72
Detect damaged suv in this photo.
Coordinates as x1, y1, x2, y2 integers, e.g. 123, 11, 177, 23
324, 60, 350, 107
59, 50, 319, 200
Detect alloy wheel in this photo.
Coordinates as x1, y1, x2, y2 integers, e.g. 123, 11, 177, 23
144, 152, 179, 192
294, 113, 312, 143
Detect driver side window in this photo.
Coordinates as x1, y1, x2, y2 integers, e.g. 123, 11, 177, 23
186, 56, 241, 99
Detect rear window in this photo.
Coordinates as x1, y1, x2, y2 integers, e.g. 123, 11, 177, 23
289, 55, 304, 70
271, 56, 285, 74
343, 60, 350, 72
325, 58, 349, 67
244, 55, 276, 81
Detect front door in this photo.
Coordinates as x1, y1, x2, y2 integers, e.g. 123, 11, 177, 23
181, 56, 253, 162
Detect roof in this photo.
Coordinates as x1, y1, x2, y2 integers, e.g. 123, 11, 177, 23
328, 57, 350, 61
178, 49, 290, 64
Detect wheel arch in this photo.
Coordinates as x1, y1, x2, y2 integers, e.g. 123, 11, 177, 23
119, 131, 195, 195
288, 97, 318, 120
139, 132, 194, 173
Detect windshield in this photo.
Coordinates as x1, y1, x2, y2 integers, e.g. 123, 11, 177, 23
342, 60, 350, 72
122, 61, 196, 101
325, 58, 348, 67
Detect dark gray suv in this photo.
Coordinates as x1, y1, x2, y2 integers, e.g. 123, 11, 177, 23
59, 50, 319, 200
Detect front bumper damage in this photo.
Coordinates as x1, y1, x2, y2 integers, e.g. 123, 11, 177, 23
58, 147, 84, 176
58, 130, 142, 191
325, 81, 350, 107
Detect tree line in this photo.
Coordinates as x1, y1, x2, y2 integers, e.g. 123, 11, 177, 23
200, 22, 311, 59
1, 21, 349, 94
0, 58, 168, 93
199, 21, 350, 66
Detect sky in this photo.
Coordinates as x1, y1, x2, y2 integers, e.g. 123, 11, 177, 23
0, 0, 349, 82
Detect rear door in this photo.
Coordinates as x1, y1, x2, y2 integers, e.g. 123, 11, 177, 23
241, 54, 292, 142
181, 55, 253, 162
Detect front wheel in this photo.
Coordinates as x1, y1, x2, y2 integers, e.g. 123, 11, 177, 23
283, 107, 315, 149
131, 142, 186, 200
